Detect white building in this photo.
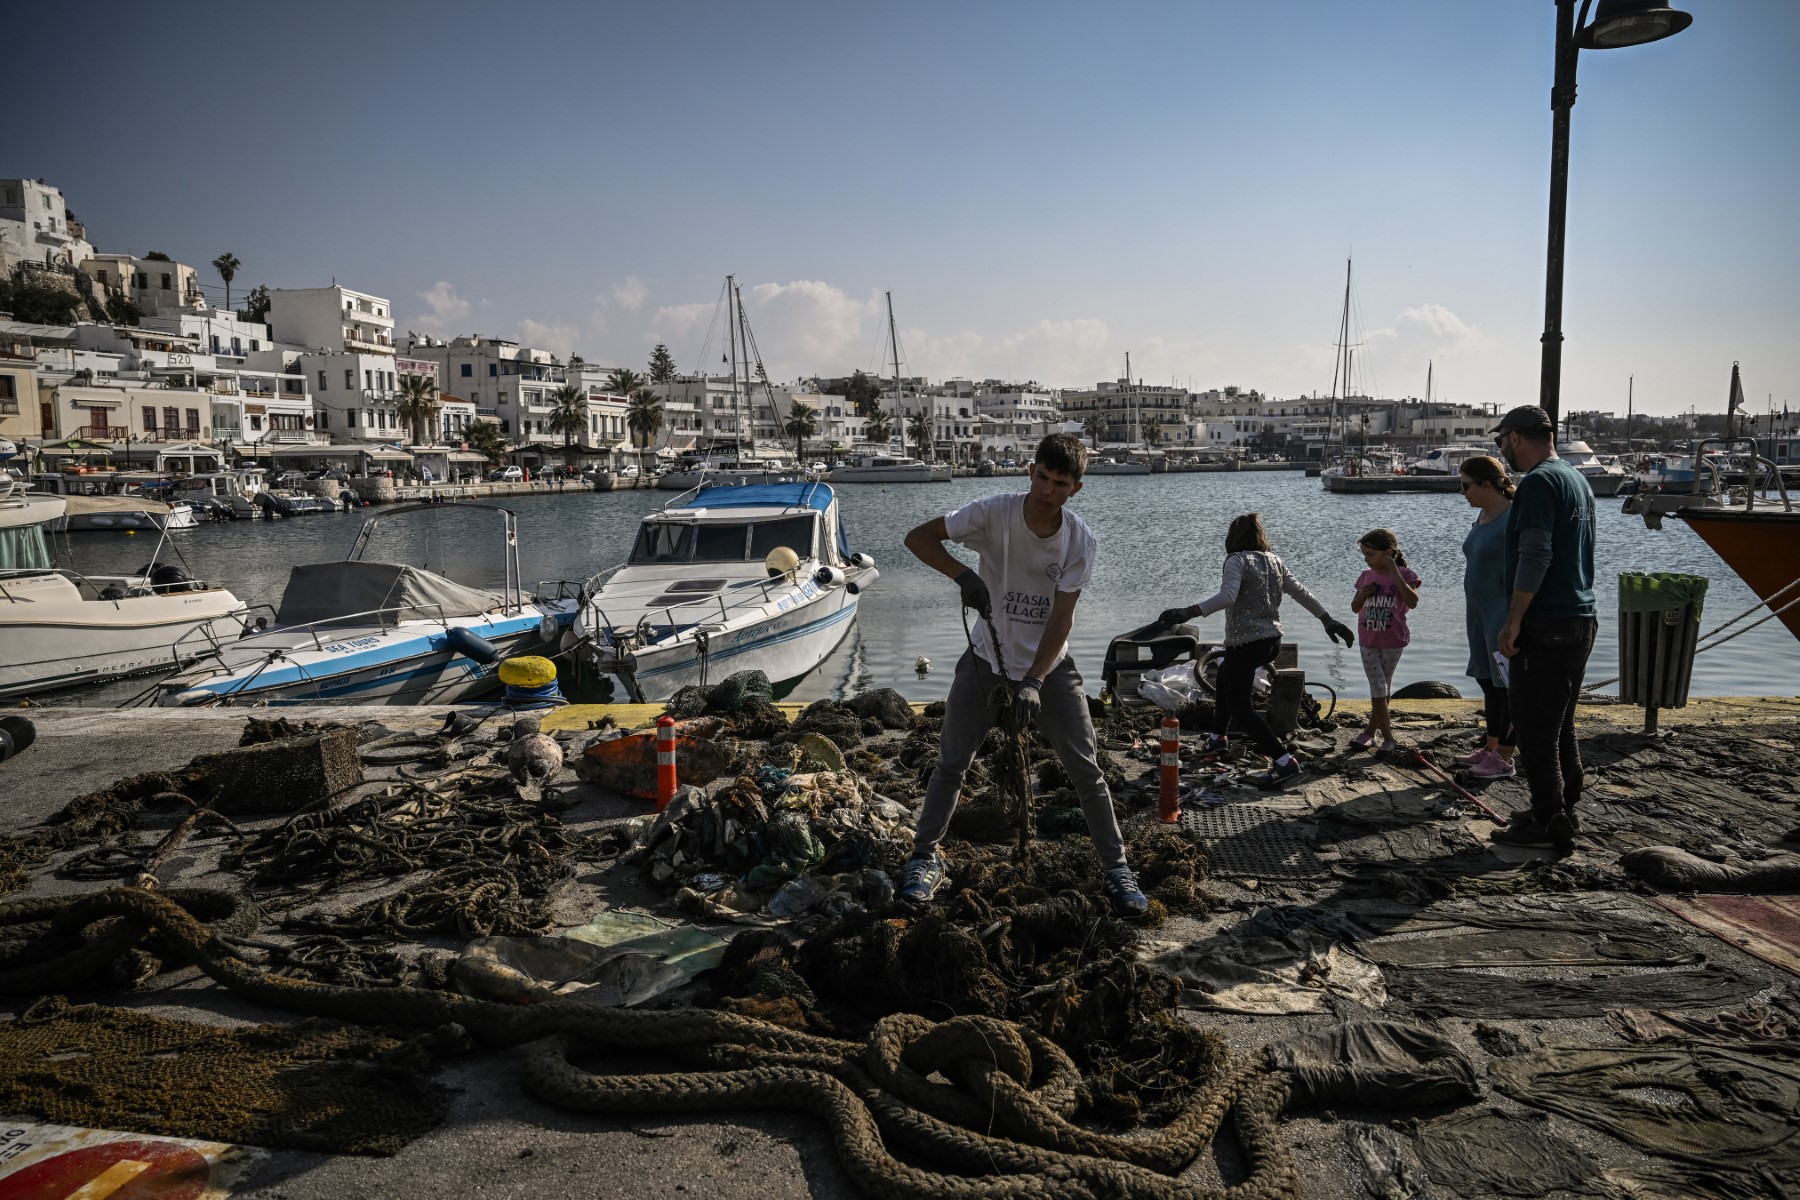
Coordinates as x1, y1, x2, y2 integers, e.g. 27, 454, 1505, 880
84, 254, 205, 318
267, 286, 395, 355
0, 178, 92, 274
1060, 379, 1191, 446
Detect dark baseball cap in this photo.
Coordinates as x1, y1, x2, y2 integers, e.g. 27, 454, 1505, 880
1490, 404, 1555, 436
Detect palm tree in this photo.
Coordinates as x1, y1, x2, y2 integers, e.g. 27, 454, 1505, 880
549, 384, 587, 453
211, 253, 240, 311
864, 410, 894, 448
906, 411, 934, 462
627, 387, 665, 473
1082, 413, 1107, 450
464, 419, 508, 467
605, 367, 646, 398
784, 401, 818, 464
396, 372, 440, 446
1144, 417, 1163, 449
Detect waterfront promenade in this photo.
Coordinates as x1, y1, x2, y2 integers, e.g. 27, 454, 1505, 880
4, 694, 1797, 1199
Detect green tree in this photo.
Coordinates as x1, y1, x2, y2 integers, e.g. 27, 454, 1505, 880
1144, 417, 1163, 448
549, 384, 588, 450
605, 367, 646, 397
464, 419, 508, 466
104, 290, 141, 326
396, 372, 440, 446
906, 411, 934, 461
648, 343, 677, 384
237, 284, 271, 324
1082, 413, 1107, 449
627, 387, 665, 472
863, 410, 894, 447
143, 250, 172, 262
844, 370, 881, 417
211, 253, 240, 311
784, 401, 818, 464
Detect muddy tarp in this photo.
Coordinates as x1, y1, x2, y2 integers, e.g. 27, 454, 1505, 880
1413, 1108, 1599, 1198
1362, 897, 1702, 969
1268, 1020, 1478, 1111
1388, 962, 1763, 1019
1490, 1043, 1800, 1167
1622, 847, 1800, 893
1148, 907, 1386, 1014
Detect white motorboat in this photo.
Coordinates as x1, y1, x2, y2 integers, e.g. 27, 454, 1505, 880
150, 502, 580, 707
151, 468, 270, 519
1560, 440, 1630, 496
827, 454, 946, 483
1408, 445, 1493, 476
1084, 457, 1152, 476
657, 459, 809, 491
575, 482, 876, 700
52, 493, 198, 532
0, 480, 248, 699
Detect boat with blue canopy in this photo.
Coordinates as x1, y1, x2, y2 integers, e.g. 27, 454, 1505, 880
574, 482, 877, 701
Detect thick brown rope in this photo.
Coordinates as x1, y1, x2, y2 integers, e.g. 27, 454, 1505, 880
0, 887, 1298, 1200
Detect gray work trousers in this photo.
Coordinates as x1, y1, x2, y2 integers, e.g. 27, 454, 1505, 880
911, 648, 1128, 871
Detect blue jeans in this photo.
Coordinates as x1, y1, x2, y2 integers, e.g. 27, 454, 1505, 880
1508, 616, 1597, 824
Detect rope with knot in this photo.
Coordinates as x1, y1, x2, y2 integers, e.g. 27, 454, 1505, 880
0, 887, 1298, 1200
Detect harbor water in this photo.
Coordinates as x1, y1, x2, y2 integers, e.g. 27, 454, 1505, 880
47, 472, 1797, 707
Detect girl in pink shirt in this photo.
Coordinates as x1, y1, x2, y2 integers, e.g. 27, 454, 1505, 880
1350, 528, 1422, 754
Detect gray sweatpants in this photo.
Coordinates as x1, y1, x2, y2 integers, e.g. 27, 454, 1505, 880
911, 649, 1128, 871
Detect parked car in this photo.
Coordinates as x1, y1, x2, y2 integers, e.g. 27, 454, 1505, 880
617, 465, 641, 478
488, 466, 523, 482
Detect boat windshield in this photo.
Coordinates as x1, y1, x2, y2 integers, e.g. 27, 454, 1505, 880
631, 515, 818, 564
0, 523, 52, 572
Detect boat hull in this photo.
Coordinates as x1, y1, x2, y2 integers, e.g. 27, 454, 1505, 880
826, 465, 939, 483
1085, 462, 1152, 475
155, 606, 576, 707
1676, 507, 1800, 642
594, 589, 859, 699
1581, 472, 1629, 497
52, 506, 198, 533
1324, 473, 1462, 494
0, 593, 248, 699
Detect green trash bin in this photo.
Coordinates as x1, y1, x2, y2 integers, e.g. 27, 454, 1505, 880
1617, 572, 1708, 729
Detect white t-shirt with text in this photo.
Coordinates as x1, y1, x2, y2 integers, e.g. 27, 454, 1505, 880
944, 493, 1095, 680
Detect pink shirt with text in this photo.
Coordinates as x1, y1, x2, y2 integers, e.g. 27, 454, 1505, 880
1355, 566, 1422, 649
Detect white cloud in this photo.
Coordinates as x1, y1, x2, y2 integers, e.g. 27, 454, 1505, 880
1397, 303, 1478, 341
610, 276, 649, 312
413, 281, 471, 334
516, 318, 580, 359
743, 281, 882, 375
995, 318, 1115, 385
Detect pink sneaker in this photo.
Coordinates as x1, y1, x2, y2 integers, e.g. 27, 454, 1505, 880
1469, 750, 1517, 779
1453, 747, 1488, 767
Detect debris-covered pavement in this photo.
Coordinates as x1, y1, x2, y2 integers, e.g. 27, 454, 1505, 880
1, 689, 1798, 1199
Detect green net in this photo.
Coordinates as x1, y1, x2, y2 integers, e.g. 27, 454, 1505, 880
1618, 572, 1708, 621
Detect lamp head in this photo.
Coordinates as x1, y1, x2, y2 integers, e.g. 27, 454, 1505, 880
1577, 0, 1693, 49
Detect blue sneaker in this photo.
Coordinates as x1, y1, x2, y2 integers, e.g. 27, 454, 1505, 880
1254, 756, 1303, 790
1102, 866, 1150, 918
899, 852, 948, 903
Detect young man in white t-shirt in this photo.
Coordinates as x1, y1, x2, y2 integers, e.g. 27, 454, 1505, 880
897, 433, 1148, 917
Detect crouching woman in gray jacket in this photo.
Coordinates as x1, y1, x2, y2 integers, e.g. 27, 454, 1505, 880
1160, 513, 1355, 788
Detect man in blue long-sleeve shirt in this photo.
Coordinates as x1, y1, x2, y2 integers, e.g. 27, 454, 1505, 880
1490, 404, 1596, 856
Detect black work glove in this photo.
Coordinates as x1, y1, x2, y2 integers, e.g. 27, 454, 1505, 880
1012, 676, 1043, 728
954, 568, 992, 617
1159, 605, 1201, 628
1323, 617, 1356, 647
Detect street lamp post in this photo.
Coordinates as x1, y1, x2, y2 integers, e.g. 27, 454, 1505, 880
1538, 0, 1692, 429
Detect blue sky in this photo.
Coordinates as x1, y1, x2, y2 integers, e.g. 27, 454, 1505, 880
11, 1, 1795, 416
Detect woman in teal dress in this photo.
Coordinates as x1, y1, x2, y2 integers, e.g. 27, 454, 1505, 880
1458, 455, 1516, 778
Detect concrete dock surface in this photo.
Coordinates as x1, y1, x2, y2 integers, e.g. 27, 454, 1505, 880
2, 695, 1797, 1199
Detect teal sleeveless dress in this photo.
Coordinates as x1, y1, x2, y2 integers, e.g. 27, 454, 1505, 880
1462, 513, 1509, 680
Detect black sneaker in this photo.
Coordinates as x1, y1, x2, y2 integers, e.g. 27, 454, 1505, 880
1490, 816, 1554, 848
1546, 813, 1577, 857
1254, 757, 1303, 790
1102, 866, 1150, 918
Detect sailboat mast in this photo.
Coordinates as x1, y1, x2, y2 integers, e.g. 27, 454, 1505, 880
886, 291, 902, 451
1625, 376, 1633, 453
734, 281, 754, 454
726, 274, 741, 459
1126, 351, 1138, 449
1332, 258, 1352, 448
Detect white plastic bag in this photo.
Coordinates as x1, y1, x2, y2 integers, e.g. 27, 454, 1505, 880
1137, 662, 1205, 711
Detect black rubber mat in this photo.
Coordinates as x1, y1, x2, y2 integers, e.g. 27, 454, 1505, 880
1179, 803, 1327, 880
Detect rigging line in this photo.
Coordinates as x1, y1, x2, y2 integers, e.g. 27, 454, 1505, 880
685, 278, 731, 379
